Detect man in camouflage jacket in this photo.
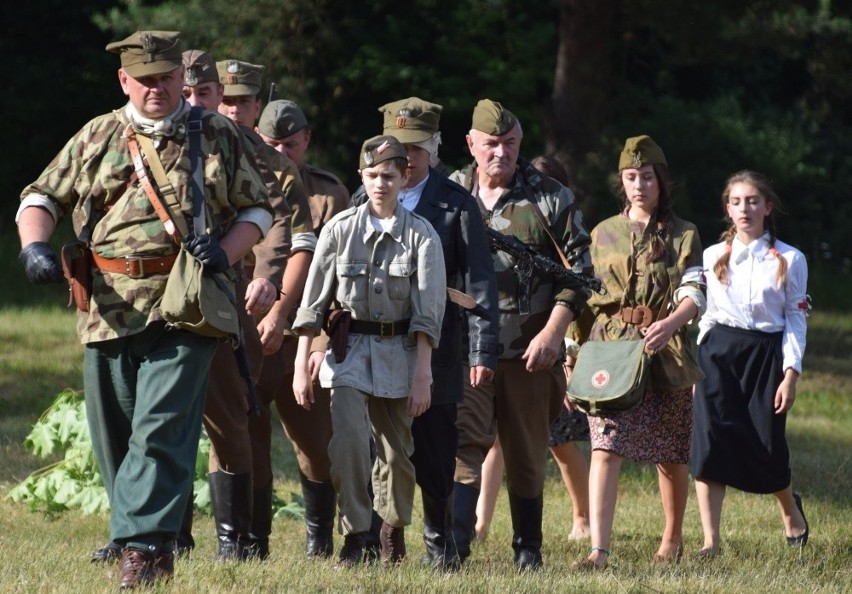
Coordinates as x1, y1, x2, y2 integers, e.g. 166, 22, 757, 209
449, 99, 592, 570
16, 31, 272, 589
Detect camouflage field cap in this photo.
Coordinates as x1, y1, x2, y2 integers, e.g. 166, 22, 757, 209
258, 100, 308, 139
182, 50, 219, 87
217, 60, 264, 96
471, 99, 518, 136
618, 135, 667, 170
380, 97, 442, 144
106, 31, 183, 78
359, 135, 408, 170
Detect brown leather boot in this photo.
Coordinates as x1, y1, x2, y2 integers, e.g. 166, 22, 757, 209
118, 549, 155, 589
336, 532, 367, 568
152, 550, 175, 582
380, 521, 406, 565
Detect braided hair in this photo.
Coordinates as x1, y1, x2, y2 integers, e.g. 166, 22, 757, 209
713, 170, 788, 287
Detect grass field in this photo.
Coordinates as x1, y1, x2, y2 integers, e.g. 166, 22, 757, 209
1, 281, 851, 592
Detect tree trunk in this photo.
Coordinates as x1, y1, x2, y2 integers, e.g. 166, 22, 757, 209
547, 0, 617, 173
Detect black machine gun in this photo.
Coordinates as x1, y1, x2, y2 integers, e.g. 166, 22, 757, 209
486, 228, 606, 314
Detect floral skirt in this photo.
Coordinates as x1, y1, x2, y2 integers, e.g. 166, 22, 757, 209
588, 386, 693, 464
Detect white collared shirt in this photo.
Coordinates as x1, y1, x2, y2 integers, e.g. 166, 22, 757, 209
698, 232, 808, 373
397, 173, 429, 212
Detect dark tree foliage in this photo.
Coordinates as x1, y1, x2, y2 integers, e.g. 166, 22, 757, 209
5, 0, 852, 288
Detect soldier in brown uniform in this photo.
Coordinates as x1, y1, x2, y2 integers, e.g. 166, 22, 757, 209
16, 31, 272, 588
449, 100, 593, 570
213, 60, 318, 560
253, 99, 349, 558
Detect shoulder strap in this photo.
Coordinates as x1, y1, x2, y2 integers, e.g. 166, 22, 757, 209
187, 107, 206, 236
526, 191, 577, 271
124, 125, 186, 244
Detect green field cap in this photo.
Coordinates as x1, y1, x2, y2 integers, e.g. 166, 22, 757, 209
359, 135, 408, 170
182, 50, 218, 87
380, 97, 442, 143
106, 31, 183, 78
217, 60, 264, 96
618, 135, 667, 170
471, 99, 518, 135
258, 100, 308, 139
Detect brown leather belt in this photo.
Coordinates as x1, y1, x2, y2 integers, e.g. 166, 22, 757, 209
612, 305, 654, 328
91, 252, 177, 278
349, 319, 411, 338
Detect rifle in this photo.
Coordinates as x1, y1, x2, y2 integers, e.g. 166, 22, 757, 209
486, 228, 606, 314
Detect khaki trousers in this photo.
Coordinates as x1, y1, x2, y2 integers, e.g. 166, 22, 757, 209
454, 360, 564, 498
329, 385, 414, 534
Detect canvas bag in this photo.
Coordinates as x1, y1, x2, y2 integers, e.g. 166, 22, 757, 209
160, 248, 239, 339
566, 339, 651, 416
125, 107, 239, 342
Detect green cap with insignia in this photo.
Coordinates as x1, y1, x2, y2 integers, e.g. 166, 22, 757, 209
182, 49, 218, 87
380, 97, 442, 144
217, 60, 264, 97
106, 31, 183, 78
359, 135, 408, 170
258, 100, 308, 139
618, 135, 667, 170
471, 99, 518, 136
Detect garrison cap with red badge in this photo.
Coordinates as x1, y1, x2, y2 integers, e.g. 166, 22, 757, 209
106, 30, 183, 78
216, 60, 264, 97
471, 99, 518, 136
182, 49, 219, 87
379, 97, 442, 143
258, 100, 309, 140
359, 135, 408, 170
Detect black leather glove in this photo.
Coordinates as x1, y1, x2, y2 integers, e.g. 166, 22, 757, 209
19, 241, 64, 284
183, 234, 230, 274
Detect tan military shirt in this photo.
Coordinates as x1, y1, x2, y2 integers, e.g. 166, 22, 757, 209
293, 202, 446, 398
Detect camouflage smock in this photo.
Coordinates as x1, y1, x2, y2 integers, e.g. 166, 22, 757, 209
20, 108, 271, 344
586, 214, 704, 392
450, 158, 592, 359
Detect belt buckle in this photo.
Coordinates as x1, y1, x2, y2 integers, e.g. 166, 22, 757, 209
634, 305, 653, 328
125, 256, 144, 279
379, 321, 395, 338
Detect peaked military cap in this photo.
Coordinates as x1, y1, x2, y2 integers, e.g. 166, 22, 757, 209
359, 135, 408, 170
258, 100, 308, 139
106, 31, 183, 78
618, 135, 667, 170
380, 97, 442, 144
182, 49, 219, 87
217, 60, 264, 97
471, 99, 518, 136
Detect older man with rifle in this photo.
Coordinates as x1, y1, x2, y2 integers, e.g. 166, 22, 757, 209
449, 99, 594, 570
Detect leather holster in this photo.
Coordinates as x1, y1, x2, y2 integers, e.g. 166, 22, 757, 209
61, 242, 92, 312
322, 309, 351, 363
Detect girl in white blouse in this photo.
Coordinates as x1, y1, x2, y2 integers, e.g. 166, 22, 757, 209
691, 170, 810, 557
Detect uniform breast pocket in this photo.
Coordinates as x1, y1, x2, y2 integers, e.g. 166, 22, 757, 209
337, 262, 369, 302
387, 258, 415, 301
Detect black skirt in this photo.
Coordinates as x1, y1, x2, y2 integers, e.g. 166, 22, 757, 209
690, 324, 791, 494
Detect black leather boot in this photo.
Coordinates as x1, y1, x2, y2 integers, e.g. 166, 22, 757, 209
300, 473, 336, 558
246, 481, 273, 560
208, 470, 253, 561
451, 482, 479, 564
421, 491, 460, 571
508, 492, 544, 570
